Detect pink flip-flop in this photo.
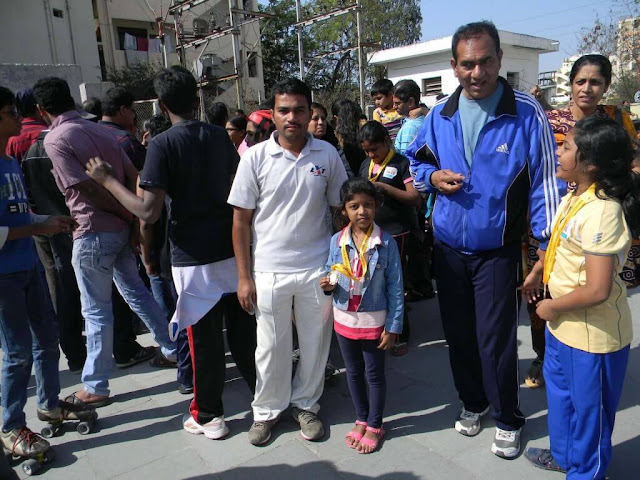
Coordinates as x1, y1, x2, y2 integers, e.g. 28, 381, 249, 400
357, 425, 385, 454
345, 420, 367, 448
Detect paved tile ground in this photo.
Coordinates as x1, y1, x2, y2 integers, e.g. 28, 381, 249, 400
3, 289, 639, 479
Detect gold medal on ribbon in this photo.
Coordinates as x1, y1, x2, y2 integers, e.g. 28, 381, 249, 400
331, 224, 374, 281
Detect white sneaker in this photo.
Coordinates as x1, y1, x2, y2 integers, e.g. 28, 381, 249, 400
183, 414, 204, 435
183, 414, 229, 440
203, 416, 229, 440
491, 427, 522, 459
454, 406, 490, 436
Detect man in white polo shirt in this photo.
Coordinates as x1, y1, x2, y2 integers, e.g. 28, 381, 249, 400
228, 78, 348, 446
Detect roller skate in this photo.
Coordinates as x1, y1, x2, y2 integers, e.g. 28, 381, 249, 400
37, 400, 98, 438
1, 426, 55, 476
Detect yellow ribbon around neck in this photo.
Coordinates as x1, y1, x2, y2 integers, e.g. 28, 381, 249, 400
543, 183, 596, 285
331, 224, 374, 281
368, 148, 395, 182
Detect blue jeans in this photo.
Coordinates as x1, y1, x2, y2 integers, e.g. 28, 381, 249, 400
0, 268, 60, 431
72, 230, 177, 396
149, 274, 192, 388
336, 332, 386, 429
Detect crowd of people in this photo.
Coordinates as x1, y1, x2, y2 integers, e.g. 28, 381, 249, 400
1, 20, 639, 479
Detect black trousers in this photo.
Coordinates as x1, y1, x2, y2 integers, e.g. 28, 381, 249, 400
188, 295, 257, 424
433, 239, 525, 430
393, 232, 410, 343
33, 233, 86, 366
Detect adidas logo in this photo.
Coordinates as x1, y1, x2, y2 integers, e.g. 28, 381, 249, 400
496, 143, 509, 154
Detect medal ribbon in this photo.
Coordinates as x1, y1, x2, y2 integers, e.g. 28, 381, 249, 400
543, 183, 596, 285
331, 224, 374, 281
368, 149, 395, 182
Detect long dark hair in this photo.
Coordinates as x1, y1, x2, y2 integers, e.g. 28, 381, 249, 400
573, 116, 640, 237
335, 100, 366, 173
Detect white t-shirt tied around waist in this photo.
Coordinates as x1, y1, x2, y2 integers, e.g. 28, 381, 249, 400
168, 258, 239, 340
228, 132, 348, 273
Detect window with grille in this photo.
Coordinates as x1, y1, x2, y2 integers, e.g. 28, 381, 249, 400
422, 77, 442, 96
248, 53, 258, 78
507, 72, 520, 90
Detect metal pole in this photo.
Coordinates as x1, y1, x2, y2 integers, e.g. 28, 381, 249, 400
295, 0, 304, 79
172, 1, 185, 67
356, 0, 365, 110
157, 17, 169, 68
229, 0, 244, 110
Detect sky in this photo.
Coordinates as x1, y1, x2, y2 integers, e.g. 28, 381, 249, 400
419, 0, 619, 72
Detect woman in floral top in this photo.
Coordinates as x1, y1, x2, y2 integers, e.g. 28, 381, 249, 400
524, 54, 638, 389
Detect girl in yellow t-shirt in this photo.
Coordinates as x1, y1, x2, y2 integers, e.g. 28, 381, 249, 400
521, 116, 639, 479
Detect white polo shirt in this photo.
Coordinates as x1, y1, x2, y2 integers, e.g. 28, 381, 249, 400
228, 132, 348, 273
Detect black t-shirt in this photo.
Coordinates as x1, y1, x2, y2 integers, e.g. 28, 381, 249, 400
22, 131, 70, 216
139, 120, 239, 267
359, 152, 413, 236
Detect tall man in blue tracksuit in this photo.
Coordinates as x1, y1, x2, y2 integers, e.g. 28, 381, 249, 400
406, 21, 564, 459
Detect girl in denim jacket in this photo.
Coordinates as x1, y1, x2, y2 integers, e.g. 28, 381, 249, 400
320, 177, 404, 454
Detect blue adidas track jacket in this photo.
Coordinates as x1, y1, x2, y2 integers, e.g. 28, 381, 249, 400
406, 78, 565, 253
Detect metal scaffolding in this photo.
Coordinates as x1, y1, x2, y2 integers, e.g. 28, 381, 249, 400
168, 0, 273, 110
294, 0, 369, 109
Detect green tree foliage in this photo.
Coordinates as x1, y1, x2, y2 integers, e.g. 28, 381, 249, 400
105, 61, 162, 100
577, 0, 640, 103
259, 0, 421, 99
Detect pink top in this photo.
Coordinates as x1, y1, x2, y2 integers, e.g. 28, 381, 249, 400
44, 111, 132, 239
333, 224, 386, 340
237, 138, 249, 157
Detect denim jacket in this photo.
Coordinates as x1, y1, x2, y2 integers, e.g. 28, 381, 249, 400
324, 224, 404, 334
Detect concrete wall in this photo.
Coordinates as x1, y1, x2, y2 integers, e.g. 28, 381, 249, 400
79, 81, 115, 103
0, 0, 101, 83
0, 64, 84, 103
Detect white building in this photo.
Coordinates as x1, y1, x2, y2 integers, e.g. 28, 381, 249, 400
0, 0, 265, 107
0, 0, 101, 101
369, 30, 559, 107
94, 0, 265, 106
550, 55, 579, 105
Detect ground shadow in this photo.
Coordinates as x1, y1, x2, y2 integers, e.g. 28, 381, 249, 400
185, 461, 421, 480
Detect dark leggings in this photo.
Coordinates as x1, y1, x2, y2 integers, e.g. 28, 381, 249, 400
336, 332, 386, 429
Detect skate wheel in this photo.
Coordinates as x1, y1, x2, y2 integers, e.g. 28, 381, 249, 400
77, 422, 91, 435
22, 458, 39, 476
41, 427, 55, 438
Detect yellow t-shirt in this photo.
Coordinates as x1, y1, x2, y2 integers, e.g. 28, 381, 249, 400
547, 189, 633, 353
373, 107, 403, 140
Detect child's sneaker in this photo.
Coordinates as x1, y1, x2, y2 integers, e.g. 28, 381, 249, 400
0, 427, 50, 457
183, 414, 229, 440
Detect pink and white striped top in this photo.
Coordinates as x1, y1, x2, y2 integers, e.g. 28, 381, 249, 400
333, 224, 387, 340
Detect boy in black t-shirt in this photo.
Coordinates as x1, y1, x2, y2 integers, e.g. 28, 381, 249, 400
358, 121, 421, 356
85, 67, 256, 440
